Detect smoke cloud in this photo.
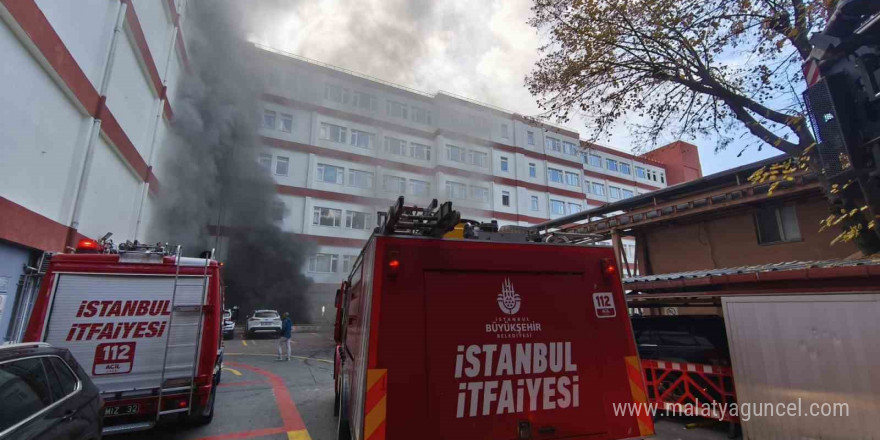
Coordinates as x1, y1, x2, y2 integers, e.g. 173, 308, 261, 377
153, 0, 314, 322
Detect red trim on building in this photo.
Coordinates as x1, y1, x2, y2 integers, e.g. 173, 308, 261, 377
122, 0, 164, 98
583, 169, 661, 191
175, 27, 189, 71
3, 0, 161, 191
163, 99, 173, 120
300, 235, 366, 247
0, 197, 88, 252
1, 0, 101, 114
585, 142, 665, 168
164, 0, 179, 27
99, 102, 150, 181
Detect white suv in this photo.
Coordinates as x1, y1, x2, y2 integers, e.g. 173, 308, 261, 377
246, 310, 282, 337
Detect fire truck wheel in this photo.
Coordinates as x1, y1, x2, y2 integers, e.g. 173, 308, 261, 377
189, 384, 217, 426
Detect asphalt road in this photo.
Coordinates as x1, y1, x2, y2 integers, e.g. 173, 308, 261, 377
121, 328, 730, 440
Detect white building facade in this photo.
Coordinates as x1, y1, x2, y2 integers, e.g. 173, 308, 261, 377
253, 46, 676, 290
0, 0, 191, 341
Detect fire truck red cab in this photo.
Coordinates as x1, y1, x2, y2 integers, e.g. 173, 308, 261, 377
23, 239, 224, 435
333, 199, 653, 440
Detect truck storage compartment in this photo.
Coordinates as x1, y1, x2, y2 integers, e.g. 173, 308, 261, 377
42, 273, 207, 392
424, 271, 608, 439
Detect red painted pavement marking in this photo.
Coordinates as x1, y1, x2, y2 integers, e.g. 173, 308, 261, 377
218, 380, 269, 388
226, 361, 307, 431
193, 362, 307, 440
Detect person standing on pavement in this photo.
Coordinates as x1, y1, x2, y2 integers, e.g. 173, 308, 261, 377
277, 312, 293, 361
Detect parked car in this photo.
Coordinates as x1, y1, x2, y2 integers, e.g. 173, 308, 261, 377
223, 310, 235, 340
246, 310, 282, 337
630, 315, 731, 366
0, 342, 103, 440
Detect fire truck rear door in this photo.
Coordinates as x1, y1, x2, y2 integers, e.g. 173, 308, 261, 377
41, 273, 207, 393
424, 270, 608, 439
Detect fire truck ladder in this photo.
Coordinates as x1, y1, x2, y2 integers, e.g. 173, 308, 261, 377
378, 196, 460, 237
156, 247, 213, 419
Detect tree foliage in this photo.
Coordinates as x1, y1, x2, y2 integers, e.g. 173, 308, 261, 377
526, 0, 837, 155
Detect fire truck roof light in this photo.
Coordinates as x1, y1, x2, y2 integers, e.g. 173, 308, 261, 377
388, 260, 400, 269
75, 238, 103, 253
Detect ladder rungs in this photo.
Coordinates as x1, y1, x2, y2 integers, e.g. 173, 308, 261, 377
161, 386, 191, 393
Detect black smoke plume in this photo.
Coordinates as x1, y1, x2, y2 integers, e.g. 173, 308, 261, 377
152, 0, 314, 322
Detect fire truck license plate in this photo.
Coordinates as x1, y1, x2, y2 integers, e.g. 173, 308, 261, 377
93, 342, 136, 375
104, 404, 139, 417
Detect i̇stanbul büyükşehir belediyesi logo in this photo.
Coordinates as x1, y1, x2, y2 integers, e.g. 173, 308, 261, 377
497, 278, 521, 315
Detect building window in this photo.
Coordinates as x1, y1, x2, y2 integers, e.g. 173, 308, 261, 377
545, 137, 562, 152
470, 186, 489, 202
529, 163, 537, 178
469, 150, 488, 167
320, 123, 347, 143
501, 124, 509, 139
385, 137, 407, 156
262, 110, 276, 129
410, 179, 431, 196
447, 145, 466, 163
584, 180, 591, 194
660, 173, 666, 184
275, 156, 289, 176
548, 168, 564, 183
550, 199, 565, 215
609, 186, 621, 199
316, 163, 344, 184
591, 182, 606, 196
280, 113, 293, 132
589, 154, 602, 168
383, 175, 406, 194
636, 167, 646, 178
530, 195, 539, 211
606, 159, 619, 172
347, 169, 374, 189
410, 143, 431, 161
258, 153, 272, 171
563, 141, 578, 156
755, 205, 801, 244
313, 207, 342, 227
619, 163, 631, 175
387, 100, 408, 119
271, 201, 285, 222
308, 253, 338, 273
446, 181, 467, 199
345, 211, 371, 230
500, 157, 509, 172
352, 91, 377, 111
325, 84, 350, 104
622, 189, 634, 199
527, 131, 535, 146
565, 171, 579, 186
568, 203, 581, 214
351, 129, 374, 149
342, 255, 355, 274
501, 190, 510, 207
411, 106, 431, 124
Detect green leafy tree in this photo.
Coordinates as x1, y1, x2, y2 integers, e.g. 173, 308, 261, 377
526, 0, 835, 155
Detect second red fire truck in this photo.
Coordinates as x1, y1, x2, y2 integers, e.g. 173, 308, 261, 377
23, 237, 224, 435
333, 198, 654, 440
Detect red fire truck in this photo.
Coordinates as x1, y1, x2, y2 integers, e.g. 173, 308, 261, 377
333, 198, 654, 440
23, 237, 224, 435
